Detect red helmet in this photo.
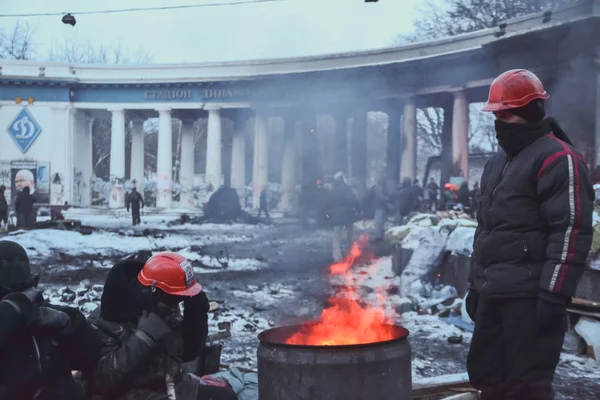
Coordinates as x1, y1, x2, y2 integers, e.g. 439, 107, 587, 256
482, 69, 549, 112
138, 252, 202, 296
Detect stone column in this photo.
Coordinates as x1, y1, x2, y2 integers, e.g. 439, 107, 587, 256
231, 114, 246, 195
281, 114, 297, 212
351, 108, 367, 189
440, 101, 454, 186
205, 107, 222, 193
253, 111, 269, 208
83, 116, 94, 207
156, 108, 173, 208
386, 103, 402, 186
333, 112, 348, 176
400, 99, 417, 181
180, 119, 196, 208
129, 119, 145, 192
452, 90, 470, 181
109, 108, 126, 208
595, 64, 600, 168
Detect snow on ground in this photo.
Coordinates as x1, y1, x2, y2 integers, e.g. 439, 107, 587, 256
3, 229, 252, 261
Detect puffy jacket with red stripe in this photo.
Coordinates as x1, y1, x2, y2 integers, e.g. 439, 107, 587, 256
470, 132, 594, 299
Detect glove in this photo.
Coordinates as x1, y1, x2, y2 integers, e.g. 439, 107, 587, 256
137, 310, 172, 342
184, 291, 210, 315
465, 290, 479, 322
537, 291, 568, 334
35, 306, 71, 335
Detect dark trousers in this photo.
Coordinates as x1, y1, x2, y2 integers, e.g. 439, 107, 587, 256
427, 196, 437, 211
257, 205, 269, 218
131, 210, 141, 226
467, 297, 566, 400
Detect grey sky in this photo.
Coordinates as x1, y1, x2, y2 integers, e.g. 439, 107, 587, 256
0, 0, 423, 63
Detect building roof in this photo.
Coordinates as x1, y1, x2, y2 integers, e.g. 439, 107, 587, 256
0, 0, 597, 85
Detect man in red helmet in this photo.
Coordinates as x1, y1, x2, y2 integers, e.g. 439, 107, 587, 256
87, 252, 237, 400
466, 69, 594, 399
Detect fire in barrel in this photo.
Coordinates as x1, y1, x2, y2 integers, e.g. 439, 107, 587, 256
257, 236, 412, 400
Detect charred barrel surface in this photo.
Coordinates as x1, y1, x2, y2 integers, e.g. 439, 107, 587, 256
258, 324, 411, 400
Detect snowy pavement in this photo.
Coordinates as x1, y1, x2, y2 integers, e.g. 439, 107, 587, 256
1, 210, 599, 398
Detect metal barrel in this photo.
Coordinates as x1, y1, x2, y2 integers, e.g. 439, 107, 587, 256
257, 324, 412, 400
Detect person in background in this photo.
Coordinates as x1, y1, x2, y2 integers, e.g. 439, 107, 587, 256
0, 240, 100, 400
15, 186, 36, 229
86, 252, 237, 400
325, 173, 361, 261
457, 182, 471, 214
466, 69, 594, 399
126, 187, 144, 226
258, 186, 270, 218
411, 179, 424, 212
397, 178, 414, 220
0, 185, 8, 231
426, 178, 439, 212
372, 176, 392, 241
469, 182, 481, 218
14, 169, 35, 194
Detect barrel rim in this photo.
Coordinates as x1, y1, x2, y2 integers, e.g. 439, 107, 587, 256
258, 323, 409, 349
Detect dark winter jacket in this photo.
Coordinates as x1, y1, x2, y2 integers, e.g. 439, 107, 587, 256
325, 182, 361, 226
427, 181, 439, 198
126, 191, 144, 213
15, 187, 36, 215
470, 129, 594, 299
0, 289, 101, 400
87, 260, 209, 400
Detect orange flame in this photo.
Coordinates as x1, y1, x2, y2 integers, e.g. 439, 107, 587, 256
286, 234, 398, 346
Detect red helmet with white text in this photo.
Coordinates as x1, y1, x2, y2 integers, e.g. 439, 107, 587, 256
138, 252, 202, 296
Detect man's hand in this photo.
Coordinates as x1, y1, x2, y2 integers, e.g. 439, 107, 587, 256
465, 290, 479, 322
537, 291, 568, 333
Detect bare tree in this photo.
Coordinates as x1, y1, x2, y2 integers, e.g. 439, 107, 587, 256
0, 21, 35, 60
405, 0, 575, 42
48, 34, 153, 64
403, 0, 575, 163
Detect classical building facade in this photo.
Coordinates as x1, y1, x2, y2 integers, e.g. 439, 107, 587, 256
0, 0, 599, 208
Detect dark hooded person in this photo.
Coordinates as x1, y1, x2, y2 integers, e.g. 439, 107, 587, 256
87, 252, 237, 400
466, 69, 594, 399
15, 186, 36, 229
0, 240, 101, 400
325, 173, 361, 261
126, 187, 144, 226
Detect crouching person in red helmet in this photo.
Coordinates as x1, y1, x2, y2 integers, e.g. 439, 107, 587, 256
86, 252, 238, 400
466, 69, 594, 399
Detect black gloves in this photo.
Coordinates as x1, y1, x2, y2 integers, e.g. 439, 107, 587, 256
465, 290, 479, 322
184, 291, 210, 316
137, 310, 172, 343
537, 291, 568, 333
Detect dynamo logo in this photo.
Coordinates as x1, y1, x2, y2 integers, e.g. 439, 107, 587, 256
7, 108, 42, 153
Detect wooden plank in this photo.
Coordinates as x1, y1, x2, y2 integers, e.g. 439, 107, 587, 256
567, 308, 600, 319
572, 297, 600, 309
412, 372, 472, 397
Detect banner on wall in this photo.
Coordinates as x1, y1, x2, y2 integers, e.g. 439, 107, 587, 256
10, 160, 50, 204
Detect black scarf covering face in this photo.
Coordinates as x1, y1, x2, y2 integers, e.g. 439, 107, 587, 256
494, 119, 552, 158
